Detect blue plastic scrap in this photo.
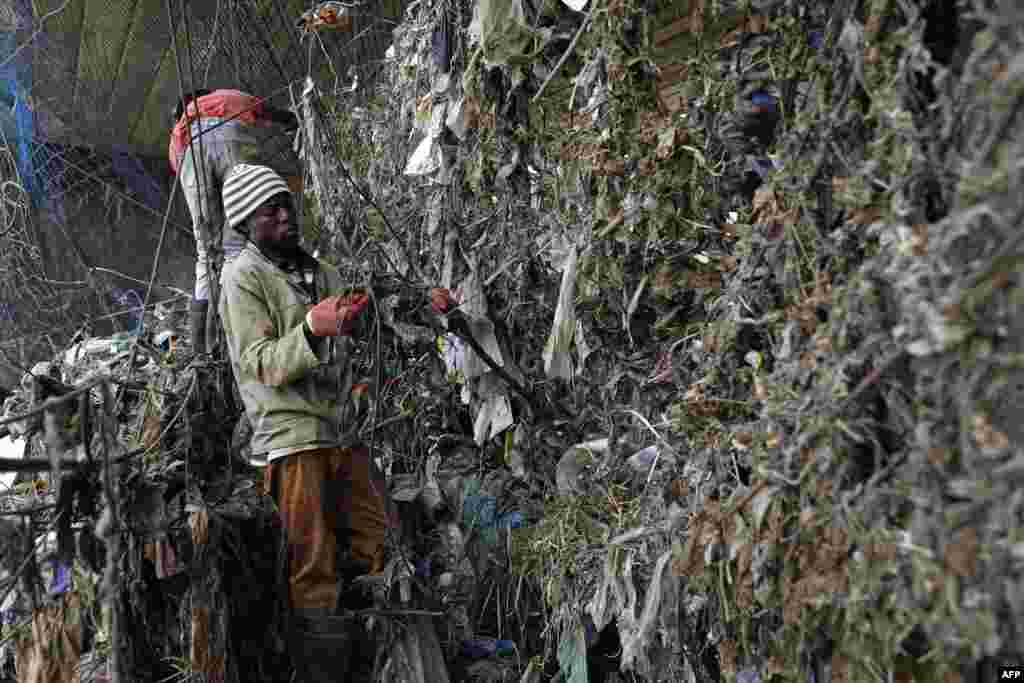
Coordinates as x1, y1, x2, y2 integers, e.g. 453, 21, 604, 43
462, 487, 525, 535
460, 638, 516, 659
750, 158, 776, 179
49, 561, 71, 596
737, 666, 761, 683
415, 558, 432, 579
749, 89, 779, 114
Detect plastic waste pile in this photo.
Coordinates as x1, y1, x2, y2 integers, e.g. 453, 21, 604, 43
0, 294, 292, 682
344, 0, 832, 680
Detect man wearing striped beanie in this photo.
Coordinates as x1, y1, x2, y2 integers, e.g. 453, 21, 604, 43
218, 163, 388, 681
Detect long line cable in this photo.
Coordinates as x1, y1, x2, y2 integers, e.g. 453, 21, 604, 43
172, 0, 210, 260
179, 0, 219, 323
169, 5, 207, 655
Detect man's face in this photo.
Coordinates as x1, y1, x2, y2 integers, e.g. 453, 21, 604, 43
247, 192, 299, 258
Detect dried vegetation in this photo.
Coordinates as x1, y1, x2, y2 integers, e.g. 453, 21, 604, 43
313, 0, 1023, 680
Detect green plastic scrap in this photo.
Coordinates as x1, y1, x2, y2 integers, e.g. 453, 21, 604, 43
474, 0, 546, 67
557, 623, 589, 683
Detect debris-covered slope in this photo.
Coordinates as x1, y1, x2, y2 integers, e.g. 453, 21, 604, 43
0, 0, 1021, 682
307, 0, 1022, 680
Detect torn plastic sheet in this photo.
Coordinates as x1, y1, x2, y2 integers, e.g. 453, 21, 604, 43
463, 316, 505, 380
560, 0, 588, 11
575, 321, 593, 376
556, 439, 608, 495
468, 0, 546, 67
446, 96, 471, 140
458, 273, 506, 380
473, 393, 513, 445
506, 423, 528, 478
587, 549, 626, 633
539, 228, 576, 271
543, 243, 579, 381
405, 135, 442, 176
620, 548, 680, 675
426, 191, 445, 236
384, 615, 452, 683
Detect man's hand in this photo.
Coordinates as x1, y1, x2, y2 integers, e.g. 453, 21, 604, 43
429, 288, 459, 315
306, 293, 369, 337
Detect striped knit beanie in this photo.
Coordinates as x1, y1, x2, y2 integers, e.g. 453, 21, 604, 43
222, 164, 292, 230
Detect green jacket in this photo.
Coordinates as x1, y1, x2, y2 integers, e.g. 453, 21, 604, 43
219, 243, 354, 466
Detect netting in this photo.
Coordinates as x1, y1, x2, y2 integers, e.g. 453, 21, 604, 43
0, 5, 40, 207
0, 4, 77, 359
0, 114, 74, 349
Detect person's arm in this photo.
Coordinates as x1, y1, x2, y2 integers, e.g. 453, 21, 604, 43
223, 274, 320, 387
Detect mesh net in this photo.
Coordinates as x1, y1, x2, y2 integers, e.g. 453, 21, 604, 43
0, 0, 404, 370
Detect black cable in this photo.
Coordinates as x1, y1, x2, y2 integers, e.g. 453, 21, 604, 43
166, 0, 207, 231
179, 0, 219, 319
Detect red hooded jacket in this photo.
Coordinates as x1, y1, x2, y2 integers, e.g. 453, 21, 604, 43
168, 89, 267, 174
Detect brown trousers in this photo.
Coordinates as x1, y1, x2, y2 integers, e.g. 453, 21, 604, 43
264, 446, 390, 611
